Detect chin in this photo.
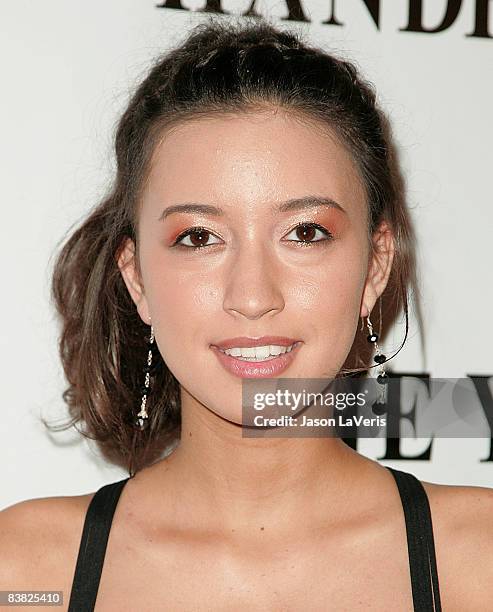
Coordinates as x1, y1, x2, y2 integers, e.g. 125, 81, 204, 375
211, 408, 244, 426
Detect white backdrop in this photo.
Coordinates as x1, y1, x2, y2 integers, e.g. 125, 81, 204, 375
1, 0, 492, 508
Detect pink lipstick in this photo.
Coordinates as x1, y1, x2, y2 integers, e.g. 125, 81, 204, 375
210, 336, 302, 378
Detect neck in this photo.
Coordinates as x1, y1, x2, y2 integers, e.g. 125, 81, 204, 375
149, 390, 379, 533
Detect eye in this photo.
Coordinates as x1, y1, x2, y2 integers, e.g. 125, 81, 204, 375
283, 222, 333, 245
172, 227, 223, 249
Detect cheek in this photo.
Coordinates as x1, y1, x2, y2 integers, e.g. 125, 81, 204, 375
154, 273, 219, 316
142, 238, 221, 315
290, 243, 367, 375
291, 241, 367, 317
144, 260, 222, 367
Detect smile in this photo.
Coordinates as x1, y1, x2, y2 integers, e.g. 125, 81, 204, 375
210, 340, 303, 378
218, 343, 298, 361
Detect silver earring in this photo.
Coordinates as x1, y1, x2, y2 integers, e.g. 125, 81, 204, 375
365, 313, 388, 415
134, 322, 155, 431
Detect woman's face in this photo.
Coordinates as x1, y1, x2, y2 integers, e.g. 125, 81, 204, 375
119, 109, 393, 423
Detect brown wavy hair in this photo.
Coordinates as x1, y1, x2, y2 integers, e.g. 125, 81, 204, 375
46, 15, 420, 477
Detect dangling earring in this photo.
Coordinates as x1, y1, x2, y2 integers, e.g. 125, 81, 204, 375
134, 318, 155, 431
363, 312, 388, 415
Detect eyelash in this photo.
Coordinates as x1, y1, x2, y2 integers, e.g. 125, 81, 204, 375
171, 222, 334, 250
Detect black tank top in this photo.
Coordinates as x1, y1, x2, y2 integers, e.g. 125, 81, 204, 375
67, 466, 442, 611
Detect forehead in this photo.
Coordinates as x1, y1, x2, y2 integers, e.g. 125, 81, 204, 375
144, 109, 366, 217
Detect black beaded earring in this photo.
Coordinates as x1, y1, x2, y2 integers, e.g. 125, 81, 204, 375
363, 313, 389, 415
134, 319, 155, 431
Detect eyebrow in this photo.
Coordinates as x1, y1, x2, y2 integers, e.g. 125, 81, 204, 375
158, 195, 346, 221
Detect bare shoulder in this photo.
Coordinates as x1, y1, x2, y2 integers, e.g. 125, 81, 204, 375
421, 479, 493, 610
0, 490, 95, 595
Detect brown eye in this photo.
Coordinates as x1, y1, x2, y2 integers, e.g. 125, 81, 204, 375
296, 225, 316, 241
188, 229, 210, 247
284, 222, 333, 244
174, 227, 222, 249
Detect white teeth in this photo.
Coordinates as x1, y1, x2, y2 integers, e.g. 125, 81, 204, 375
220, 343, 298, 361
254, 346, 270, 359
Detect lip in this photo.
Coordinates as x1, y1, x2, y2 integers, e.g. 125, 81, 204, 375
210, 340, 303, 379
211, 336, 301, 350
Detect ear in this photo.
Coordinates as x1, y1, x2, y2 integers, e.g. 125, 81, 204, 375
116, 237, 151, 325
360, 220, 395, 319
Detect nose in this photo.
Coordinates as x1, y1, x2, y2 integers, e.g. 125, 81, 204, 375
223, 242, 285, 320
